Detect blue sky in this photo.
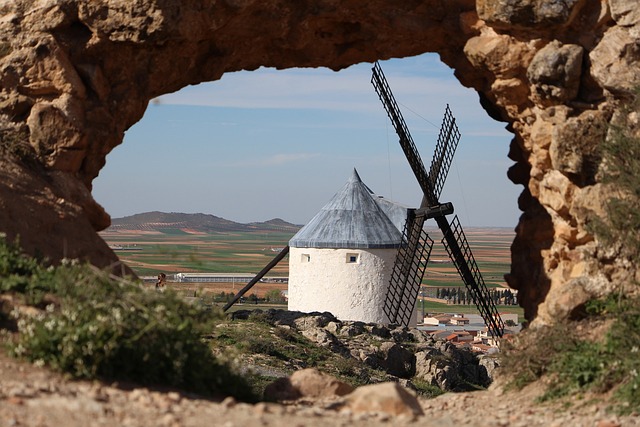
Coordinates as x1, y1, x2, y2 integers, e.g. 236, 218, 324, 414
92, 54, 522, 228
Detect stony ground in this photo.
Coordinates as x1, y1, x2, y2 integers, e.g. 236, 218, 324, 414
1, 351, 637, 427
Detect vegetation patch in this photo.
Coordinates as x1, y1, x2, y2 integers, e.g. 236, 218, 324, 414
589, 88, 640, 262
209, 313, 390, 397
0, 127, 34, 161
0, 42, 11, 59
0, 237, 255, 401
502, 295, 640, 413
411, 378, 446, 398
502, 92, 640, 414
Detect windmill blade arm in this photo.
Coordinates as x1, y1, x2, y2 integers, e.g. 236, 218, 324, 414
371, 62, 437, 205
384, 211, 434, 327
428, 104, 461, 200
437, 215, 505, 337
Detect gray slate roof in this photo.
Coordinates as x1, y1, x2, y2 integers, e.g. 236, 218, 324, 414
372, 195, 409, 234
289, 169, 406, 249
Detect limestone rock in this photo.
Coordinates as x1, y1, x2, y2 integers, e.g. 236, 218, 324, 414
478, 356, 500, 384
527, 40, 584, 105
341, 382, 424, 418
549, 109, 607, 185
476, 0, 583, 29
249, 310, 490, 393
590, 26, 640, 94
264, 368, 353, 401
414, 343, 489, 392
610, 0, 640, 26
294, 313, 338, 331
374, 342, 416, 379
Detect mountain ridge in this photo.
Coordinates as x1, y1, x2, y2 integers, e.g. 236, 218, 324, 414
107, 211, 301, 233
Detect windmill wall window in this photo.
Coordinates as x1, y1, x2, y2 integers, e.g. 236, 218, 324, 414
301, 254, 311, 263
346, 253, 359, 264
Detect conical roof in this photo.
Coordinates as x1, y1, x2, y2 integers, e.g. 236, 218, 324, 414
371, 195, 409, 233
289, 169, 404, 249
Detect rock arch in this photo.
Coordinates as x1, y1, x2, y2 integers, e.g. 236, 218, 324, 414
1, 0, 639, 327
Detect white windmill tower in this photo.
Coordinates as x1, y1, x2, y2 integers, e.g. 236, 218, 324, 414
287, 169, 409, 324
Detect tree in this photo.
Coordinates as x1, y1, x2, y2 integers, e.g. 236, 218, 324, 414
265, 289, 285, 303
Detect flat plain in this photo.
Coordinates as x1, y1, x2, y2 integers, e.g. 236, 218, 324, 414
100, 226, 516, 306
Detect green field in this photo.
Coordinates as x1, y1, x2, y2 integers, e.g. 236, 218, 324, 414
101, 227, 515, 289
417, 299, 523, 317
101, 230, 294, 276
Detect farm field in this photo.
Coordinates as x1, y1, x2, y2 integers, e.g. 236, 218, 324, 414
100, 228, 294, 277
100, 226, 515, 298
423, 226, 514, 289
417, 299, 523, 318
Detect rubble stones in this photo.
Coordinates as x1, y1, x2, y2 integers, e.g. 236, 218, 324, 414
1, 319, 637, 426
248, 309, 494, 392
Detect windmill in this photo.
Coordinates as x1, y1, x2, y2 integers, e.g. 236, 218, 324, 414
371, 61, 504, 337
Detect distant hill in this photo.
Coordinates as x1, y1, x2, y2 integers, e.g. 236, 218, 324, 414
107, 211, 301, 233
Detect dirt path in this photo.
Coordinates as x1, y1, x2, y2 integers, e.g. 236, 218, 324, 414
0, 352, 635, 427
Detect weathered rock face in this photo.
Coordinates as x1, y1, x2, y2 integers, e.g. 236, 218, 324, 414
233, 309, 496, 391
1, 0, 639, 325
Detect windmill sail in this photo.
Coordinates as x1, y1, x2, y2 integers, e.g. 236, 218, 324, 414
372, 62, 437, 206
440, 216, 505, 336
429, 105, 461, 200
383, 210, 434, 326
372, 61, 436, 326
371, 61, 504, 337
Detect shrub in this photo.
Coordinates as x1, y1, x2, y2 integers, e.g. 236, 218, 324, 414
502, 295, 640, 413
0, 237, 255, 401
502, 89, 640, 413
589, 88, 640, 261
0, 42, 11, 58
0, 236, 42, 295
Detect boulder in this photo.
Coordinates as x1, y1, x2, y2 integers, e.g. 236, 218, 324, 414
414, 345, 489, 392
376, 342, 416, 379
478, 356, 500, 384
300, 327, 349, 356
341, 382, 424, 418
264, 368, 354, 401
527, 40, 584, 105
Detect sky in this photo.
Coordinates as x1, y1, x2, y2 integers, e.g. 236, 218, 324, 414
92, 54, 522, 228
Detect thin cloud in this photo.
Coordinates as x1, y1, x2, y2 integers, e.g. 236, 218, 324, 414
223, 152, 321, 168
156, 60, 470, 115
263, 152, 321, 166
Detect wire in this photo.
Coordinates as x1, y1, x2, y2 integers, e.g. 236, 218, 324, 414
386, 120, 393, 199
453, 160, 472, 227
398, 101, 440, 129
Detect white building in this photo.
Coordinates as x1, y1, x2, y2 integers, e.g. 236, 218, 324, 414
287, 169, 407, 324
174, 273, 255, 283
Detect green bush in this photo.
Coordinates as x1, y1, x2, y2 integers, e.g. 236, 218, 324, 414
503, 90, 640, 413
0, 42, 11, 58
411, 378, 445, 398
502, 295, 640, 413
0, 236, 42, 296
0, 237, 255, 401
589, 89, 640, 261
